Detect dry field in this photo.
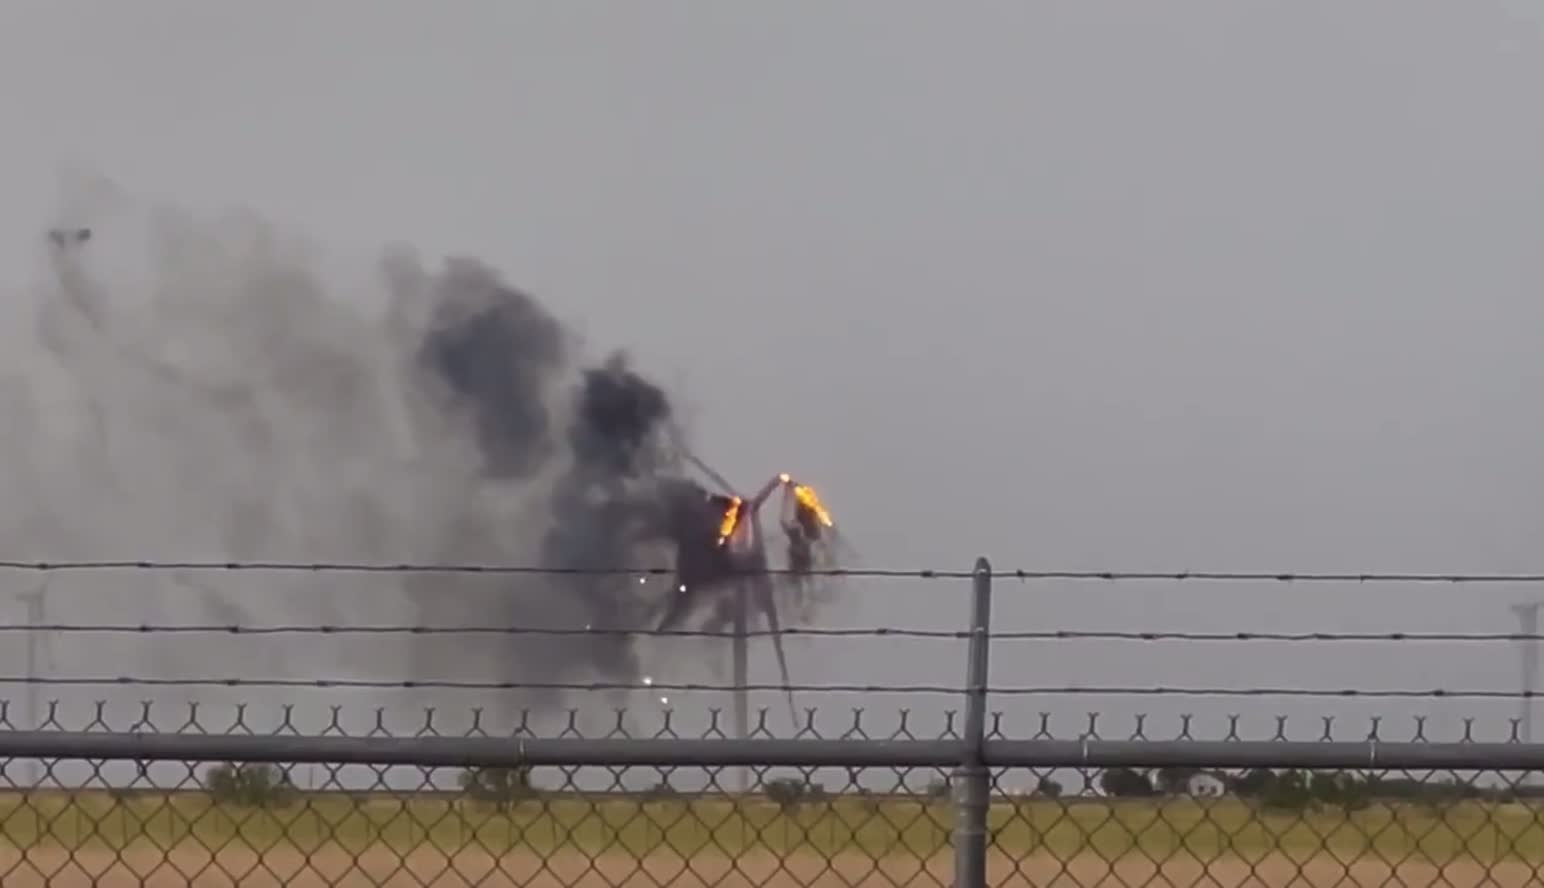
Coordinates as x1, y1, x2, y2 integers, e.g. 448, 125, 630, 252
0, 792, 1537, 886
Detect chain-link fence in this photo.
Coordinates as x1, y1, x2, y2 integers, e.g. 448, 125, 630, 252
2, 709, 1544, 887
3, 559, 1544, 885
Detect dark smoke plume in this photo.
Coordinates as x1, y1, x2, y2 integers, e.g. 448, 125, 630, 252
401, 258, 831, 695
16, 188, 832, 718
417, 258, 567, 479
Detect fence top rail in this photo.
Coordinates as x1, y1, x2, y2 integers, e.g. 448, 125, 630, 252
5, 733, 1544, 771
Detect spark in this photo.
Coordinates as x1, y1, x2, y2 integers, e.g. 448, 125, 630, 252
642, 676, 654, 687
637, 576, 647, 585
659, 696, 670, 705
677, 583, 687, 593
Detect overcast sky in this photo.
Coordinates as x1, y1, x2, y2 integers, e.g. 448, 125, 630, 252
1, 1, 1542, 751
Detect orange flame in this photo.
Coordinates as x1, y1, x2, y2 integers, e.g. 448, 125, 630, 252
716, 496, 744, 546
792, 484, 834, 528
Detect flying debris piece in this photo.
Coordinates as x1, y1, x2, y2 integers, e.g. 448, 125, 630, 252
47, 227, 92, 247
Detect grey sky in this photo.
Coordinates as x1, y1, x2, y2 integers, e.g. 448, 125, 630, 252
0, 2, 1542, 753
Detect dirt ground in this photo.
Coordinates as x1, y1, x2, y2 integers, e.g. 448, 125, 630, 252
0, 846, 1534, 887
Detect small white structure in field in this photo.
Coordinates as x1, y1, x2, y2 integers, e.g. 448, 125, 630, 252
1187, 772, 1226, 797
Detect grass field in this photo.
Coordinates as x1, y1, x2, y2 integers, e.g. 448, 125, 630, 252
0, 792, 1538, 886
0, 790, 1539, 865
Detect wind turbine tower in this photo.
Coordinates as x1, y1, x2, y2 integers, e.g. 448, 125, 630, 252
16, 581, 48, 789
1512, 602, 1541, 745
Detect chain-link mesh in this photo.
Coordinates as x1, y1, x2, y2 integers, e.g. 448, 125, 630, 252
0, 705, 1537, 886
988, 764, 1544, 887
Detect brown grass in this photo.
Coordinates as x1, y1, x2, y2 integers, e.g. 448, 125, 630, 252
2, 790, 1540, 885
12, 791, 1544, 865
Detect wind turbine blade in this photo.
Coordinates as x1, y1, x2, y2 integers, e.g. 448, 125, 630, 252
755, 579, 798, 728
748, 474, 789, 509
667, 426, 737, 494
686, 452, 737, 495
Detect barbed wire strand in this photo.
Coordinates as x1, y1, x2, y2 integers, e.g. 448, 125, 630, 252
0, 624, 946, 639
1, 623, 1543, 644
0, 676, 1533, 698
3, 559, 1544, 582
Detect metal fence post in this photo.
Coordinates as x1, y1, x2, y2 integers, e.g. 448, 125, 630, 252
953, 557, 992, 888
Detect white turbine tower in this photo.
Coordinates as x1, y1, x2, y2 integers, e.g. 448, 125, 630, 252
1512, 602, 1541, 747
16, 580, 50, 789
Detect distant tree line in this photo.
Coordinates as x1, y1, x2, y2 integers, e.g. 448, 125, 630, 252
195, 761, 1536, 813
201, 763, 539, 809
1094, 766, 1541, 809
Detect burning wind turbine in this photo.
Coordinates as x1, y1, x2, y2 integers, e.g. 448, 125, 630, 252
659, 451, 841, 732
